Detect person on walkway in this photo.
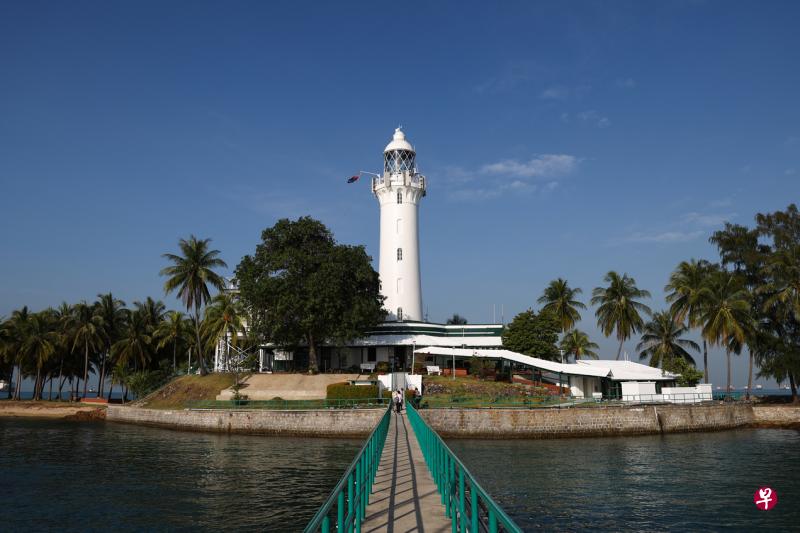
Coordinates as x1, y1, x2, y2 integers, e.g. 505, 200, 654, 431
394, 389, 402, 413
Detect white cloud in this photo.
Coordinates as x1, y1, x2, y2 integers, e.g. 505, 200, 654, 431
709, 197, 733, 208
619, 230, 705, 244
785, 168, 796, 175
540, 86, 568, 100
481, 154, 579, 178
680, 211, 736, 228
616, 77, 636, 88
577, 110, 610, 128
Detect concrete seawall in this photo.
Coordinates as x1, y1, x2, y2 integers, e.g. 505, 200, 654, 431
108, 404, 800, 439
419, 404, 756, 439
107, 405, 385, 437
752, 405, 800, 428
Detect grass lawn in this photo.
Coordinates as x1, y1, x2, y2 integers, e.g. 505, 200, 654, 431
136, 374, 238, 410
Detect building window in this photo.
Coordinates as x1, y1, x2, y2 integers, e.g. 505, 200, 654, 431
397, 307, 403, 321
396, 218, 402, 234
397, 190, 403, 204
367, 347, 376, 362
397, 248, 402, 261
397, 278, 402, 294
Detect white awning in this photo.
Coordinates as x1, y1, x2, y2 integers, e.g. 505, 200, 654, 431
413, 346, 678, 380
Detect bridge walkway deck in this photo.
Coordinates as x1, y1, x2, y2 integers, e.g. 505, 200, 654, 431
361, 410, 451, 533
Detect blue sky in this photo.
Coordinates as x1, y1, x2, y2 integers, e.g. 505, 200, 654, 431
1, 1, 799, 387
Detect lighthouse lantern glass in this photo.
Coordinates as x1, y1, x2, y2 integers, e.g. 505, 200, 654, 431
384, 149, 415, 175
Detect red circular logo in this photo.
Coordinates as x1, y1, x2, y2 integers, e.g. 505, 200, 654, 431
753, 487, 777, 511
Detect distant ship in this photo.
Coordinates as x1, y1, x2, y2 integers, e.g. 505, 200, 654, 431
755, 384, 763, 390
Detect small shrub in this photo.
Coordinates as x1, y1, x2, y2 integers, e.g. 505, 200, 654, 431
375, 361, 390, 374
327, 382, 381, 400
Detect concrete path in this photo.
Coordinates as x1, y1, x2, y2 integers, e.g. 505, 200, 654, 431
362, 411, 451, 533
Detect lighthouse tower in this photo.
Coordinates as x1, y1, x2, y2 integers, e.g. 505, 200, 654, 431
372, 128, 426, 322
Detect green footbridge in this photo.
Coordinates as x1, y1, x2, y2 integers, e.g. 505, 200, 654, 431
304, 403, 521, 533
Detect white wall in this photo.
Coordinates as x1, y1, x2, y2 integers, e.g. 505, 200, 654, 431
621, 381, 659, 401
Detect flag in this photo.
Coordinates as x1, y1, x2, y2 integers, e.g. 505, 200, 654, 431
347, 175, 359, 183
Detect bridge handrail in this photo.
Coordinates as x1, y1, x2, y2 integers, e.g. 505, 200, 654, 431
406, 402, 522, 533
304, 405, 392, 532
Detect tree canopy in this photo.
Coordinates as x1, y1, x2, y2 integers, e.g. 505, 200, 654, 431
501, 309, 560, 361
235, 217, 386, 373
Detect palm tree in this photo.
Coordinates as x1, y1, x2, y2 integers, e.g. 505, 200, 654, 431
665, 259, 715, 383
591, 271, 652, 360
134, 297, 166, 331
112, 311, 153, 371
538, 278, 586, 333
95, 294, 128, 398
204, 293, 245, 372
154, 310, 187, 374
160, 236, 227, 376
636, 310, 700, 370
445, 313, 468, 325
21, 312, 59, 400
70, 302, 106, 398
700, 270, 751, 392
559, 329, 599, 361
7, 307, 32, 400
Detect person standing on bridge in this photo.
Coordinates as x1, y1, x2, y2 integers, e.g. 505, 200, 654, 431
394, 389, 403, 413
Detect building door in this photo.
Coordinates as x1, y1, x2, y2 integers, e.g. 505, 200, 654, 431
393, 346, 406, 371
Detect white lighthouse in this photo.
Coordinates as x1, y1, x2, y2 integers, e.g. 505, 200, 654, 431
372, 128, 426, 322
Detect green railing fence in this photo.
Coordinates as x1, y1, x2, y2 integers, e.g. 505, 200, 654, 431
304, 405, 392, 533
187, 398, 391, 410
406, 402, 522, 533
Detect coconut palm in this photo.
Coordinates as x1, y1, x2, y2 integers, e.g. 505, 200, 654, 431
154, 311, 187, 374
27, 312, 60, 400
538, 278, 586, 333
95, 294, 128, 397
636, 310, 700, 370
6, 307, 32, 400
160, 236, 227, 375
112, 311, 153, 370
665, 259, 715, 383
70, 302, 106, 398
204, 293, 246, 372
591, 271, 652, 360
134, 297, 166, 331
761, 246, 800, 322
700, 270, 751, 392
559, 329, 599, 361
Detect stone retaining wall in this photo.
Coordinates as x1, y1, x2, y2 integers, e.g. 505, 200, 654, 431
419, 404, 755, 439
107, 406, 384, 437
752, 405, 800, 427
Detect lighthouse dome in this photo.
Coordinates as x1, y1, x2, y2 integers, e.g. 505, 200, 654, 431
383, 128, 416, 175
384, 127, 415, 153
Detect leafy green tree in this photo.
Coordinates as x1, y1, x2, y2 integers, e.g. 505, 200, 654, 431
70, 301, 106, 398
664, 357, 704, 386
154, 311, 187, 374
537, 278, 586, 333
710, 223, 766, 396
700, 270, 751, 392
636, 309, 699, 370
755, 204, 800, 401
559, 329, 599, 361
501, 309, 560, 361
134, 297, 166, 331
591, 271, 652, 360
665, 259, 715, 383
445, 313, 468, 325
236, 217, 385, 373
161, 235, 227, 376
